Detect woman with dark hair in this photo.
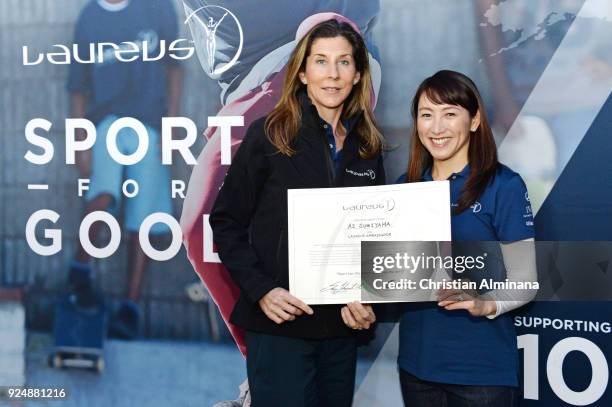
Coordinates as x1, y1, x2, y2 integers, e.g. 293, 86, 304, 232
209, 17, 384, 406
399, 70, 537, 406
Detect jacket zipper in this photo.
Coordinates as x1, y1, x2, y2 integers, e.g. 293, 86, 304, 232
321, 134, 335, 187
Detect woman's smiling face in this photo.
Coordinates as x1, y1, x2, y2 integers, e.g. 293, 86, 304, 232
416, 93, 480, 164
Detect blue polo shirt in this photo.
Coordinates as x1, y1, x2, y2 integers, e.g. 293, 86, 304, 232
321, 118, 355, 175
398, 163, 534, 386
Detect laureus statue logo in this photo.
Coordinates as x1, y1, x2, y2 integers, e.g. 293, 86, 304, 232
184, 5, 243, 78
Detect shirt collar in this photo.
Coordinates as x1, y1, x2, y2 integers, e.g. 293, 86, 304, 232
422, 164, 470, 181
456, 164, 471, 178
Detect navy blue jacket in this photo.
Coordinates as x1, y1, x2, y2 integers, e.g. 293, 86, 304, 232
210, 95, 385, 338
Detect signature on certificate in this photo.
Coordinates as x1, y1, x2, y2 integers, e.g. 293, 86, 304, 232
320, 281, 361, 294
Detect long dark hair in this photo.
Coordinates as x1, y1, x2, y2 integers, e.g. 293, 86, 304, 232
406, 70, 498, 214
265, 18, 383, 158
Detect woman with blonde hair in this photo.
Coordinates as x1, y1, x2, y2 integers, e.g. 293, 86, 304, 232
210, 16, 384, 406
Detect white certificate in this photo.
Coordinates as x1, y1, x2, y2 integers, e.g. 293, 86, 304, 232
288, 182, 451, 304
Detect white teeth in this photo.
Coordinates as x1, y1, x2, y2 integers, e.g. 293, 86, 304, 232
431, 138, 449, 145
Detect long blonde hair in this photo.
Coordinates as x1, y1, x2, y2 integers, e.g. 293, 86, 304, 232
265, 19, 383, 159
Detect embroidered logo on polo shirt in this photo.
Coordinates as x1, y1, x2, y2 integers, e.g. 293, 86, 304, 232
346, 169, 376, 180
470, 202, 482, 213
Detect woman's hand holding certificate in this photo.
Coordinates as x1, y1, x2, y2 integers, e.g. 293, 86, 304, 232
258, 287, 314, 324
341, 302, 376, 330
437, 288, 498, 317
